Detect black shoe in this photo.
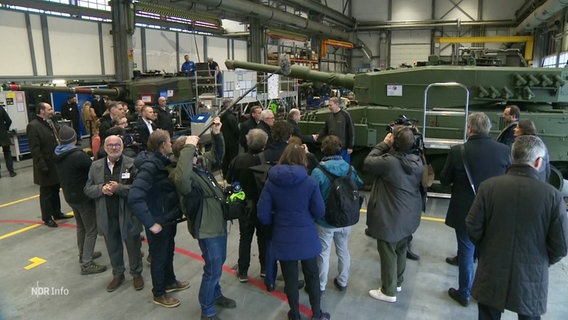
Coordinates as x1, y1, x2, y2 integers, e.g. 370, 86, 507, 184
44, 219, 58, 228
265, 283, 275, 292
406, 250, 420, 261
298, 280, 305, 290
9, 171, 17, 177
214, 295, 236, 309
448, 288, 469, 307
333, 278, 346, 291
445, 256, 458, 266
53, 213, 73, 220
364, 228, 376, 239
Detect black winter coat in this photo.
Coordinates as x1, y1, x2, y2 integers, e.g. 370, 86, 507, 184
466, 164, 568, 316
54, 147, 92, 205
153, 107, 173, 137
128, 151, 182, 228
26, 117, 60, 186
0, 106, 11, 147
239, 117, 257, 151
440, 135, 510, 231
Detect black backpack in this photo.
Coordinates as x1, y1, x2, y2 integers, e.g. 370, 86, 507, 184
317, 164, 362, 227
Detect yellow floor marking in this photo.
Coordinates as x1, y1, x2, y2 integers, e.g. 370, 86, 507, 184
360, 208, 443, 223
0, 194, 39, 209
0, 224, 42, 240
24, 257, 46, 270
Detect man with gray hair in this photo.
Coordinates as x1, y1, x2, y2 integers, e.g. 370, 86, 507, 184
440, 112, 511, 307
466, 135, 568, 319
258, 109, 276, 146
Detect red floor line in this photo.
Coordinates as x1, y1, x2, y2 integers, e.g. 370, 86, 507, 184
0, 219, 313, 317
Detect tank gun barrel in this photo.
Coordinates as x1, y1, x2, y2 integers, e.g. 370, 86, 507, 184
2, 83, 123, 98
225, 60, 355, 89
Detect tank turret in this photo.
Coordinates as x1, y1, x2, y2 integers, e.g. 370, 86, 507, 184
225, 59, 568, 193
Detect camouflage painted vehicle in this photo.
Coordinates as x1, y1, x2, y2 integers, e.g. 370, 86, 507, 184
225, 60, 568, 193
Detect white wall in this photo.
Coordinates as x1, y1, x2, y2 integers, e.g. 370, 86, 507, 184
0, 11, 34, 76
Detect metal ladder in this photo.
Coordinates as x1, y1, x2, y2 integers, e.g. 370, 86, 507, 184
422, 82, 470, 149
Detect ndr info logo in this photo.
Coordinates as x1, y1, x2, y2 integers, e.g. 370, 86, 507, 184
31, 281, 69, 297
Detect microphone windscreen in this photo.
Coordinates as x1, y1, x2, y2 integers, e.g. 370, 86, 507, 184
279, 54, 291, 76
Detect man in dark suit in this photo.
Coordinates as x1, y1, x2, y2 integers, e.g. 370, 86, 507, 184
440, 112, 511, 307
27, 102, 73, 227
239, 105, 262, 152
0, 105, 16, 177
496, 104, 520, 147
154, 96, 173, 137
61, 96, 80, 143
287, 108, 318, 144
136, 105, 156, 150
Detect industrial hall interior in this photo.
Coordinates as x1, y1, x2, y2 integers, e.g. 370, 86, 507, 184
1, 0, 568, 319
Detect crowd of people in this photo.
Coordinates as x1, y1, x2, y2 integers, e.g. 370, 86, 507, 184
18, 96, 568, 320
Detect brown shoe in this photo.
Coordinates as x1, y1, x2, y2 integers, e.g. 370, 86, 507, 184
106, 275, 125, 292
133, 275, 144, 291
153, 294, 180, 308
165, 280, 190, 293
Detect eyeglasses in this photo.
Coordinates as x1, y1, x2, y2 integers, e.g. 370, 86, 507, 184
106, 143, 122, 148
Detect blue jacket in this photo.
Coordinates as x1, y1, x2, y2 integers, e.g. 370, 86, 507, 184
128, 151, 182, 229
311, 156, 363, 228
257, 164, 325, 261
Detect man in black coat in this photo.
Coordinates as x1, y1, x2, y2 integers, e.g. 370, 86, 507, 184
496, 104, 519, 147
61, 96, 80, 143
466, 135, 568, 319
239, 105, 262, 152
219, 100, 239, 178
54, 126, 106, 274
26, 102, 72, 227
0, 105, 16, 177
135, 105, 156, 150
154, 96, 173, 137
440, 112, 511, 307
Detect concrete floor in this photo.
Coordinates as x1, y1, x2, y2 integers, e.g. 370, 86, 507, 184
1, 151, 568, 320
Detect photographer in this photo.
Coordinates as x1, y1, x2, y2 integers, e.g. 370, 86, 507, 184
99, 117, 140, 159
364, 126, 424, 303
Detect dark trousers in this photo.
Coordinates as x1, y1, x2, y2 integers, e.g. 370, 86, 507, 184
39, 184, 61, 222
237, 205, 267, 275
104, 210, 142, 277
376, 237, 408, 296
1, 145, 15, 173
478, 303, 541, 320
70, 201, 98, 265
146, 224, 177, 297
280, 258, 322, 320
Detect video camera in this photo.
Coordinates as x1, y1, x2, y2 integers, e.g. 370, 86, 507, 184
386, 115, 425, 154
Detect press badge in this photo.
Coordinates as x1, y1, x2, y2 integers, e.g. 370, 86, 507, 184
121, 172, 131, 179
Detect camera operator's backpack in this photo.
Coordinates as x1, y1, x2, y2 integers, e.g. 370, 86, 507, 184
317, 164, 362, 227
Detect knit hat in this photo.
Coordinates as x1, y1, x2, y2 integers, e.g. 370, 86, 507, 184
58, 126, 76, 145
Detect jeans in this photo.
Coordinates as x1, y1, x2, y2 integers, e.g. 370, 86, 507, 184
455, 229, 475, 299
317, 225, 351, 290
70, 201, 98, 265
237, 204, 266, 275
280, 258, 322, 320
39, 184, 61, 222
478, 303, 541, 320
376, 237, 408, 296
146, 224, 176, 297
198, 235, 227, 317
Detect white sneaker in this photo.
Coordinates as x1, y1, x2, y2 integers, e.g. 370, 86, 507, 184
397, 286, 402, 292
369, 288, 396, 303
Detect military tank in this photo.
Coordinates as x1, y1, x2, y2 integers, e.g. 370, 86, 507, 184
2, 76, 195, 105
225, 59, 568, 193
